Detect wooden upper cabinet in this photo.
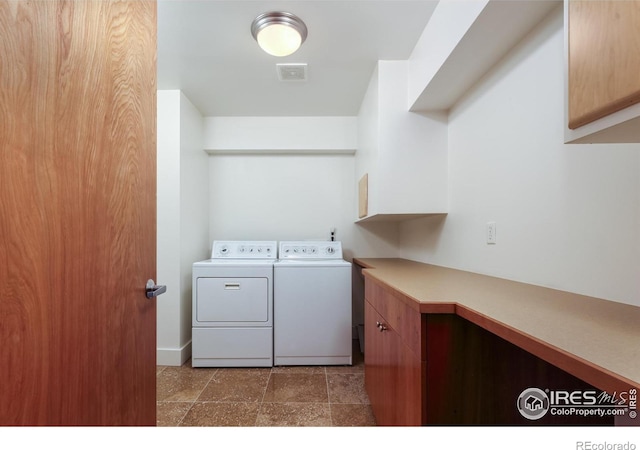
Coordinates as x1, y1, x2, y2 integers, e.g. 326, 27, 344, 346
568, 0, 640, 129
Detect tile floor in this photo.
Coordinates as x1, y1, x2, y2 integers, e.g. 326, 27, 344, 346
156, 341, 376, 427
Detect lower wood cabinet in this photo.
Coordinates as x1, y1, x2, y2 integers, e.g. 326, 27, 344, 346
364, 280, 426, 426
363, 276, 614, 426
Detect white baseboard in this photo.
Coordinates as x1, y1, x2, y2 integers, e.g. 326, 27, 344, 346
157, 340, 192, 366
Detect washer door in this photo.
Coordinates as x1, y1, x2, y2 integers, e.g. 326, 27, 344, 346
196, 277, 269, 322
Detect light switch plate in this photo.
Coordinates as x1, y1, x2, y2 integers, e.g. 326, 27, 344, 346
487, 222, 497, 244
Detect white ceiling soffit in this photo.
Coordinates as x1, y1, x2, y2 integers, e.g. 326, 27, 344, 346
157, 0, 438, 117
410, 0, 561, 112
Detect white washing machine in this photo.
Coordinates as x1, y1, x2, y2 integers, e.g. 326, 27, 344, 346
192, 240, 276, 367
274, 240, 352, 366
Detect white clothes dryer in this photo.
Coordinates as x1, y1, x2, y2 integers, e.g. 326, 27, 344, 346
274, 241, 352, 366
192, 240, 276, 367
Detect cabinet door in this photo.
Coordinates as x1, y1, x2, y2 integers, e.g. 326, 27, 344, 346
568, 0, 640, 129
364, 300, 389, 423
364, 299, 423, 426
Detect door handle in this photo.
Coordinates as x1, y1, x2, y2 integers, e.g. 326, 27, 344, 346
146, 279, 166, 298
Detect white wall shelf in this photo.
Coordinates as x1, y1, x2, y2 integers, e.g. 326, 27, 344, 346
356, 213, 446, 224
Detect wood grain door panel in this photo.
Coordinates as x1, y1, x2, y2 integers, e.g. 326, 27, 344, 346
364, 301, 384, 422
364, 299, 424, 426
0, 0, 157, 425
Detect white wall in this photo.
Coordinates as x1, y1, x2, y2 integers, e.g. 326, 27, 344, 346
204, 115, 400, 261
208, 154, 353, 244
157, 91, 182, 364
208, 154, 399, 261
204, 116, 357, 153
179, 93, 209, 356
157, 90, 208, 365
399, 8, 640, 307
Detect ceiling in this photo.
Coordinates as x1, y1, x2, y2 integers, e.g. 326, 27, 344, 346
157, 0, 438, 117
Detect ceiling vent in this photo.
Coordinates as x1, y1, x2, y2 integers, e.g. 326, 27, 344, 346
276, 63, 307, 82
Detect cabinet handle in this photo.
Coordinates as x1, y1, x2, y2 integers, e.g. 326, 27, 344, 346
376, 321, 387, 332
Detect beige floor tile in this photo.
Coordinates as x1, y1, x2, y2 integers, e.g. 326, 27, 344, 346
256, 402, 332, 426
327, 373, 369, 404
271, 366, 326, 374
263, 373, 328, 403
156, 365, 217, 402
197, 368, 271, 403
180, 402, 260, 426
156, 340, 376, 427
156, 401, 192, 426
325, 364, 364, 374
330, 404, 377, 426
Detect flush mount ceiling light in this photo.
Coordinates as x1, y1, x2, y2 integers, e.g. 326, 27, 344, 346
251, 11, 308, 57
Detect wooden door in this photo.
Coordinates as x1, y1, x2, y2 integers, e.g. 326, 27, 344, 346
0, 1, 157, 425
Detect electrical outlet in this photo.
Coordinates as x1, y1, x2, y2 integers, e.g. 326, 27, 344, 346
486, 222, 497, 244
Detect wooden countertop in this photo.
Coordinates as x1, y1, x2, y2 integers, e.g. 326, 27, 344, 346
354, 258, 640, 395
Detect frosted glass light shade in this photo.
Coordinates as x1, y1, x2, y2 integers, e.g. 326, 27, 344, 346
256, 24, 302, 57
251, 12, 307, 57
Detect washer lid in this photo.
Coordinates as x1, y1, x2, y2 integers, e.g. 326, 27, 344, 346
193, 258, 276, 268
